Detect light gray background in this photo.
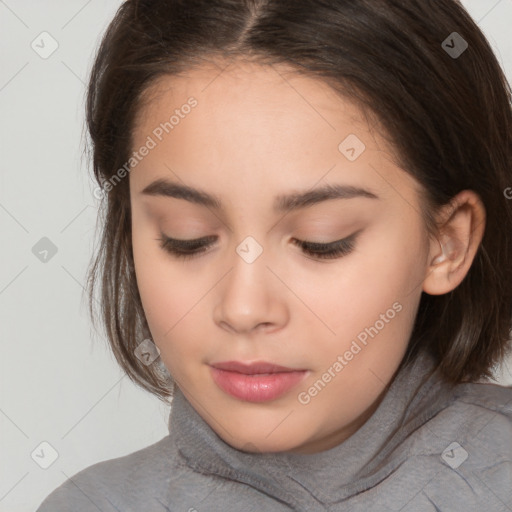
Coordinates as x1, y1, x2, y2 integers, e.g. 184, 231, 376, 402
1, 1, 511, 510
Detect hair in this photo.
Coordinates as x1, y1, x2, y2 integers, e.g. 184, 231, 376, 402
85, 0, 512, 403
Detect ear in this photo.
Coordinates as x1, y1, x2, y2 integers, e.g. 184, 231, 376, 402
423, 190, 486, 296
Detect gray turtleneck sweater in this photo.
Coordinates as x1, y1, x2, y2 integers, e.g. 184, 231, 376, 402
36, 349, 512, 511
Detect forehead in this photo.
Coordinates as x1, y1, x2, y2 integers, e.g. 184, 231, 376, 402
129, 58, 420, 213
137, 58, 352, 113
132, 58, 373, 150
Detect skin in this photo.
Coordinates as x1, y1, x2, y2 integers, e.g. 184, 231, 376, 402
128, 58, 486, 454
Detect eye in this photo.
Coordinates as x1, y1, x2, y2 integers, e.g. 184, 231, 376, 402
157, 231, 359, 261
291, 235, 357, 260
157, 234, 217, 261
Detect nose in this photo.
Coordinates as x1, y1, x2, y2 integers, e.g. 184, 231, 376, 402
213, 247, 289, 336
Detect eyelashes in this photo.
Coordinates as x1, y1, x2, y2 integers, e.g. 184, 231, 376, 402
156, 232, 359, 261
292, 237, 356, 260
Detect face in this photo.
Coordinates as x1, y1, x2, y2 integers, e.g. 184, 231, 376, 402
129, 59, 433, 454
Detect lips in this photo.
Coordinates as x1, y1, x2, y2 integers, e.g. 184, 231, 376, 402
209, 360, 309, 402
210, 361, 302, 374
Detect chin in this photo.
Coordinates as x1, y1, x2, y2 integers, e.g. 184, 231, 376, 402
220, 429, 307, 454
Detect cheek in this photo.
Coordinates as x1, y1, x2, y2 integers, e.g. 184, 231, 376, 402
293, 224, 424, 362
133, 250, 195, 335
132, 217, 182, 331
131, 220, 213, 371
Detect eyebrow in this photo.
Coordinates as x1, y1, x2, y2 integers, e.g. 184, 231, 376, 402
140, 178, 380, 213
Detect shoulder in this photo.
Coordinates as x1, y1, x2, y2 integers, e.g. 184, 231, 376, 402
380, 380, 512, 510
414, 381, 511, 505
444, 380, 512, 439
422, 379, 512, 457
36, 435, 175, 511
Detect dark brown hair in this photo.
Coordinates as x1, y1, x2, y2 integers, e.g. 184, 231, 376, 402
85, 0, 512, 403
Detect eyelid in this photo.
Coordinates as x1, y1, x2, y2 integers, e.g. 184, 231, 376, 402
159, 233, 353, 247
293, 227, 362, 245
160, 234, 216, 249
157, 229, 362, 261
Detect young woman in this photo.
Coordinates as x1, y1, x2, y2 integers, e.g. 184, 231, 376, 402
38, 0, 512, 510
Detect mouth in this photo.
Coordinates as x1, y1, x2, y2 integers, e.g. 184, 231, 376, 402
209, 360, 309, 402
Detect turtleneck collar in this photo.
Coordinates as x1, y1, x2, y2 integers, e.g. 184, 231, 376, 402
167, 348, 454, 508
